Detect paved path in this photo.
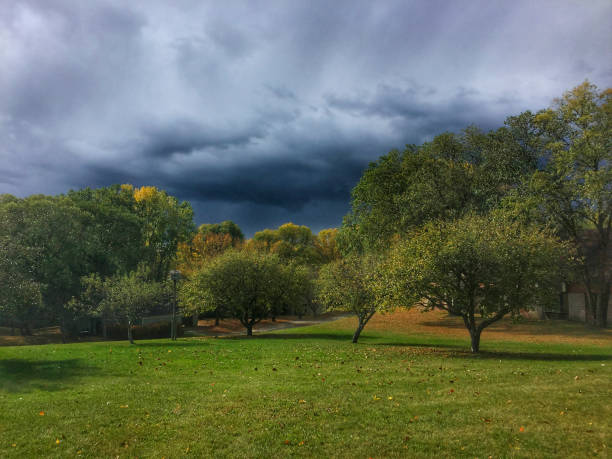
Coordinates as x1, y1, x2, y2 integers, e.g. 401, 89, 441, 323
184, 314, 351, 337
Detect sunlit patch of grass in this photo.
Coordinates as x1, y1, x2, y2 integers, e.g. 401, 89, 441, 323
0, 317, 610, 458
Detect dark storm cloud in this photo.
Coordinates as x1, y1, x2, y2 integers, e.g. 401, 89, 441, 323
137, 119, 266, 158
1, 0, 610, 235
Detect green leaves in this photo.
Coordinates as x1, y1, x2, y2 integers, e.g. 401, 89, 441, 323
316, 254, 387, 342
386, 213, 573, 351
181, 250, 308, 335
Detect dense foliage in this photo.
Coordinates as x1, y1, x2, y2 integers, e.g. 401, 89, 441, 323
181, 250, 310, 335
339, 80, 610, 332
386, 213, 573, 352
0, 81, 608, 347
0, 186, 193, 339
317, 254, 387, 342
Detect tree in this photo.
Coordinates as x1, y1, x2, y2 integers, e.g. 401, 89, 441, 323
526, 81, 611, 327
317, 254, 386, 343
386, 213, 572, 352
251, 223, 321, 264
315, 228, 341, 263
77, 269, 165, 344
338, 123, 542, 255
198, 221, 244, 241
176, 222, 243, 275
182, 250, 294, 336
0, 237, 42, 335
337, 147, 476, 254
129, 185, 195, 282
67, 185, 145, 277
0, 195, 93, 339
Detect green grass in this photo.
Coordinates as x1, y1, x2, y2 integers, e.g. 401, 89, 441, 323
0, 319, 611, 458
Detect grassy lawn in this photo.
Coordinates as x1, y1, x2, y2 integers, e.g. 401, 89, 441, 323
0, 311, 610, 458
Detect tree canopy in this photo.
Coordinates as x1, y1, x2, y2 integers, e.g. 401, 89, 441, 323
181, 250, 302, 335
317, 254, 386, 343
528, 82, 611, 326
386, 213, 572, 352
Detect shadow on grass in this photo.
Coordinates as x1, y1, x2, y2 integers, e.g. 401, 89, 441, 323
0, 358, 96, 393
135, 340, 210, 348
420, 318, 612, 339
376, 341, 612, 361
235, 331, 612, 362
461, 350, 612, 361
229, 332, 353, 342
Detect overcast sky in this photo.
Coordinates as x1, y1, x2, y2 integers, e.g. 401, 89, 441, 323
1, 0, 610, 235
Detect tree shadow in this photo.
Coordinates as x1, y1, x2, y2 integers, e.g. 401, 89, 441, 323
459, 350, 612, 362
376, 341, 612, 361
135, 340, 210, 348
228, 332, 354, 342
0, 358, 97, 393
419, 318, 612, 339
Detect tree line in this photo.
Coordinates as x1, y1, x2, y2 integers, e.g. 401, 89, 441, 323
0, 81, 609, 351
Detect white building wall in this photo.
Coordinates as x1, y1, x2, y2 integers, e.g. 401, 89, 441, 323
567, 293, 585, 322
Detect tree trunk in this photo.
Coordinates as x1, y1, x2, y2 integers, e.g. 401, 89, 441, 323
470, 328, 481, 353
102, 321, 108, 339
246, 324, 253, 336
60, 317, 67, 344
127, 320, 134, 344
585, 291, 597, 326
352, 323, 364, 343
215, 309, 220, 326
596, 286, 609, 328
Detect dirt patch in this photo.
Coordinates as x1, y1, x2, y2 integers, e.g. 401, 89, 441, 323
360, 308, 612, 346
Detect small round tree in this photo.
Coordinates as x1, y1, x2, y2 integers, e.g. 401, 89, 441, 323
317, 254, 386, 343
183, 250, 296, 336
387, 213, 573, 352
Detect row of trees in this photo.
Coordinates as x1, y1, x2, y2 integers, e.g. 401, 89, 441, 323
328, 81, 610, 347
1, 81, 608, 351
0, 185, 193, 340
176, 81, 608, 353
